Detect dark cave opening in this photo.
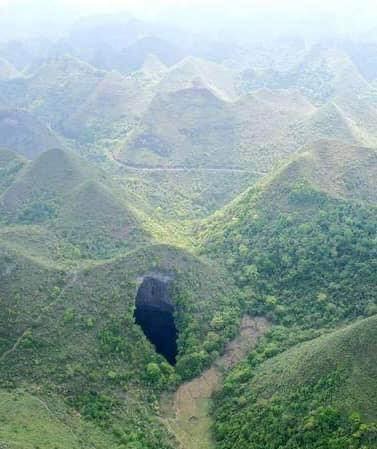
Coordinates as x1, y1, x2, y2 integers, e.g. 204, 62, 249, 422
134, 276, 178, 365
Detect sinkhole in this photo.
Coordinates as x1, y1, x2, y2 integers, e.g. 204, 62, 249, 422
134, 276, 178, 365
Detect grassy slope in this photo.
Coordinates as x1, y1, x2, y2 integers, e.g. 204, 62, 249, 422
213, 316, 377, 449
240, 46, 368, 104
0, 54, 164, 146
0, 148, 26, 194
0, 148, 154, 260
0, 389, 124, 449
0, 109, 62, 159
121, 86, 316, 172
117, 168, 257, 222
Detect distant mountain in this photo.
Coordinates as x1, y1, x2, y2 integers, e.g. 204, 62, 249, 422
116, 36, 184, 73
63, 15, 187, 74
120, 86, 316, 172
141, 53, 168, 78
65, 63, 167, 141
24, 55, 105, 138
0, 57, 19, 79
156, 56, 238, 101
240, 46, 369, 104
341, 40, 377, 81
0, 38, 53, 71
0, 109, 62, 159
0, 54, 169, 143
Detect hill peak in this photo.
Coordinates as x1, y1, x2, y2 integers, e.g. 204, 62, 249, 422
141, 53, 167, 75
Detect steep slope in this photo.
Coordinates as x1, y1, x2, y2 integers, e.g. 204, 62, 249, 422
201, 140, 377, 327
0, 57, 19, 79
65, 65, 165, 141
25, 55, 105, 138
232, 88, 316, 172
279, 140, 377, 203
0, 148, 26, 194
240, 46, 369, 104
292, 46, 368, 102
0, 147, 91, 216
123, 86, 235, 168
117, 36, 184, 73
0, 389, 130, 449
213, 316, 377, 449
333, 87, 377, 148
288, 102, 356, 148
55, 180, 149, 258
0, 148, 151, 259
0, 109, 62, 159
156, 56, 238, 101
141, 53, 168, 78
121, 87, 316, 171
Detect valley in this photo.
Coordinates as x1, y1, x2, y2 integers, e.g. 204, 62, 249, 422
160, 316, 270, 449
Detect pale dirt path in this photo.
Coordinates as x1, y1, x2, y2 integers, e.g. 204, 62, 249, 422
160, 316, 270, 449
109, 150, 258, 174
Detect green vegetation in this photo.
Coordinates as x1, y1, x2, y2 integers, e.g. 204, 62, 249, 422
0, 148, 25, 194
0, 148, 155, 259
199, 139, 377, 448
0, 389, 134, 449
0, 109, 62, 159
0, 25, 377, 449
0, 238, 241, 448
212, 316, 377, 449
201, 141, 377, 327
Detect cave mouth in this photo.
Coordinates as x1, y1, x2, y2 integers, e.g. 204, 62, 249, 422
134, 276, 178, 365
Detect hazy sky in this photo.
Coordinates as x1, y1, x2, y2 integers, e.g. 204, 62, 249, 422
0, 0, 376, 41
0, 0, 375, 16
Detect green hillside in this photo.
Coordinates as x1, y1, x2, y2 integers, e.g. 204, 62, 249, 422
122, 86, 236, 168
213, 315, 377, 449
120, 86, 316, 172
0, 148, 152, 259
201, 140, 377, 327
54, 179, 150, 258
240, 46, 368, 104
0, 148, 26, 194
0, 109, 62, 159
0, 147, 92, 218
0, 389, 130, 449
117, 167, 257, 222
0, 241, 241, 449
